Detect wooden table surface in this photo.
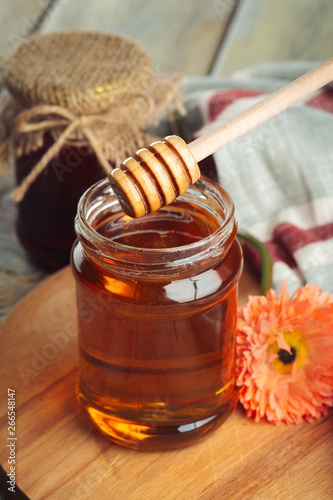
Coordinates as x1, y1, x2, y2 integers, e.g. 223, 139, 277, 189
1, 266, 333, 500
1, 1, 333, 499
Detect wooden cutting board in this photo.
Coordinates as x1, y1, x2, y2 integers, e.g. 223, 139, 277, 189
0, 265, 332, 499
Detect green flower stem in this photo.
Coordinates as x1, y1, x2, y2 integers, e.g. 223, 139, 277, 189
237, 230, 273, 296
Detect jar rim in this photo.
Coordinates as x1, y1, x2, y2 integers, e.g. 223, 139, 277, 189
75, 177, 236, 267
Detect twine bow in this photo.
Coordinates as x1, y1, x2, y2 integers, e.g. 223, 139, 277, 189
12, 92, 156, 202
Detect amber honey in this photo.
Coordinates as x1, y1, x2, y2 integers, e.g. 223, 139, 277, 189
71, 177, 242, 450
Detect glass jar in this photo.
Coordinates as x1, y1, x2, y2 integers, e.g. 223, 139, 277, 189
71, 176, 243, 451
15, 133, 105, 270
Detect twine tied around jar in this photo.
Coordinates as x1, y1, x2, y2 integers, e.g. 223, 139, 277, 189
0, 31, 185, 202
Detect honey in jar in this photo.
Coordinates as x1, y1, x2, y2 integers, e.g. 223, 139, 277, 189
71, 176, 243, 450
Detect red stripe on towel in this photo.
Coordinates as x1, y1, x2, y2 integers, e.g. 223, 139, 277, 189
209, 90, 264, 122
306, 88, 333, 113
273, 222, 333, 254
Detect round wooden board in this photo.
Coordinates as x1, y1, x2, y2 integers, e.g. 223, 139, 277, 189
0, 266, 332, 499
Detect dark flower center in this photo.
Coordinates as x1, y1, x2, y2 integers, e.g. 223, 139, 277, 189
278, 347, 296, 365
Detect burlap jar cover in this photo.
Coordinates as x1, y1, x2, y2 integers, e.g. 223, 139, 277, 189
0, 31, 184, 201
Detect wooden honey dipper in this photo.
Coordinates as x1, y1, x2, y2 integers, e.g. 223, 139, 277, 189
109, 59, 333, 218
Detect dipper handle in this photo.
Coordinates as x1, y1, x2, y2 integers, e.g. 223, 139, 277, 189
109, 58, 333, 218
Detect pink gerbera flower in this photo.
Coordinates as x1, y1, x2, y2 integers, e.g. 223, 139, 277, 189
236, 282, 333, 424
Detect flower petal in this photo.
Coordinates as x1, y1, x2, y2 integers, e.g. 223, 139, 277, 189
236, 281, 333, 425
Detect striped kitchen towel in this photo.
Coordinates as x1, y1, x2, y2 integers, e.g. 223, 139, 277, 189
178, 62, 333, 293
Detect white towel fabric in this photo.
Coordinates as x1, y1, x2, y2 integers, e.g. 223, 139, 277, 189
174, 62, 333, 293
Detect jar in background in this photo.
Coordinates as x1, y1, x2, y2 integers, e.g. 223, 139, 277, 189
197, 154, 219, 183
2, 31, 183, 271
15, 134, 105, 270
71, 176, 243, 450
